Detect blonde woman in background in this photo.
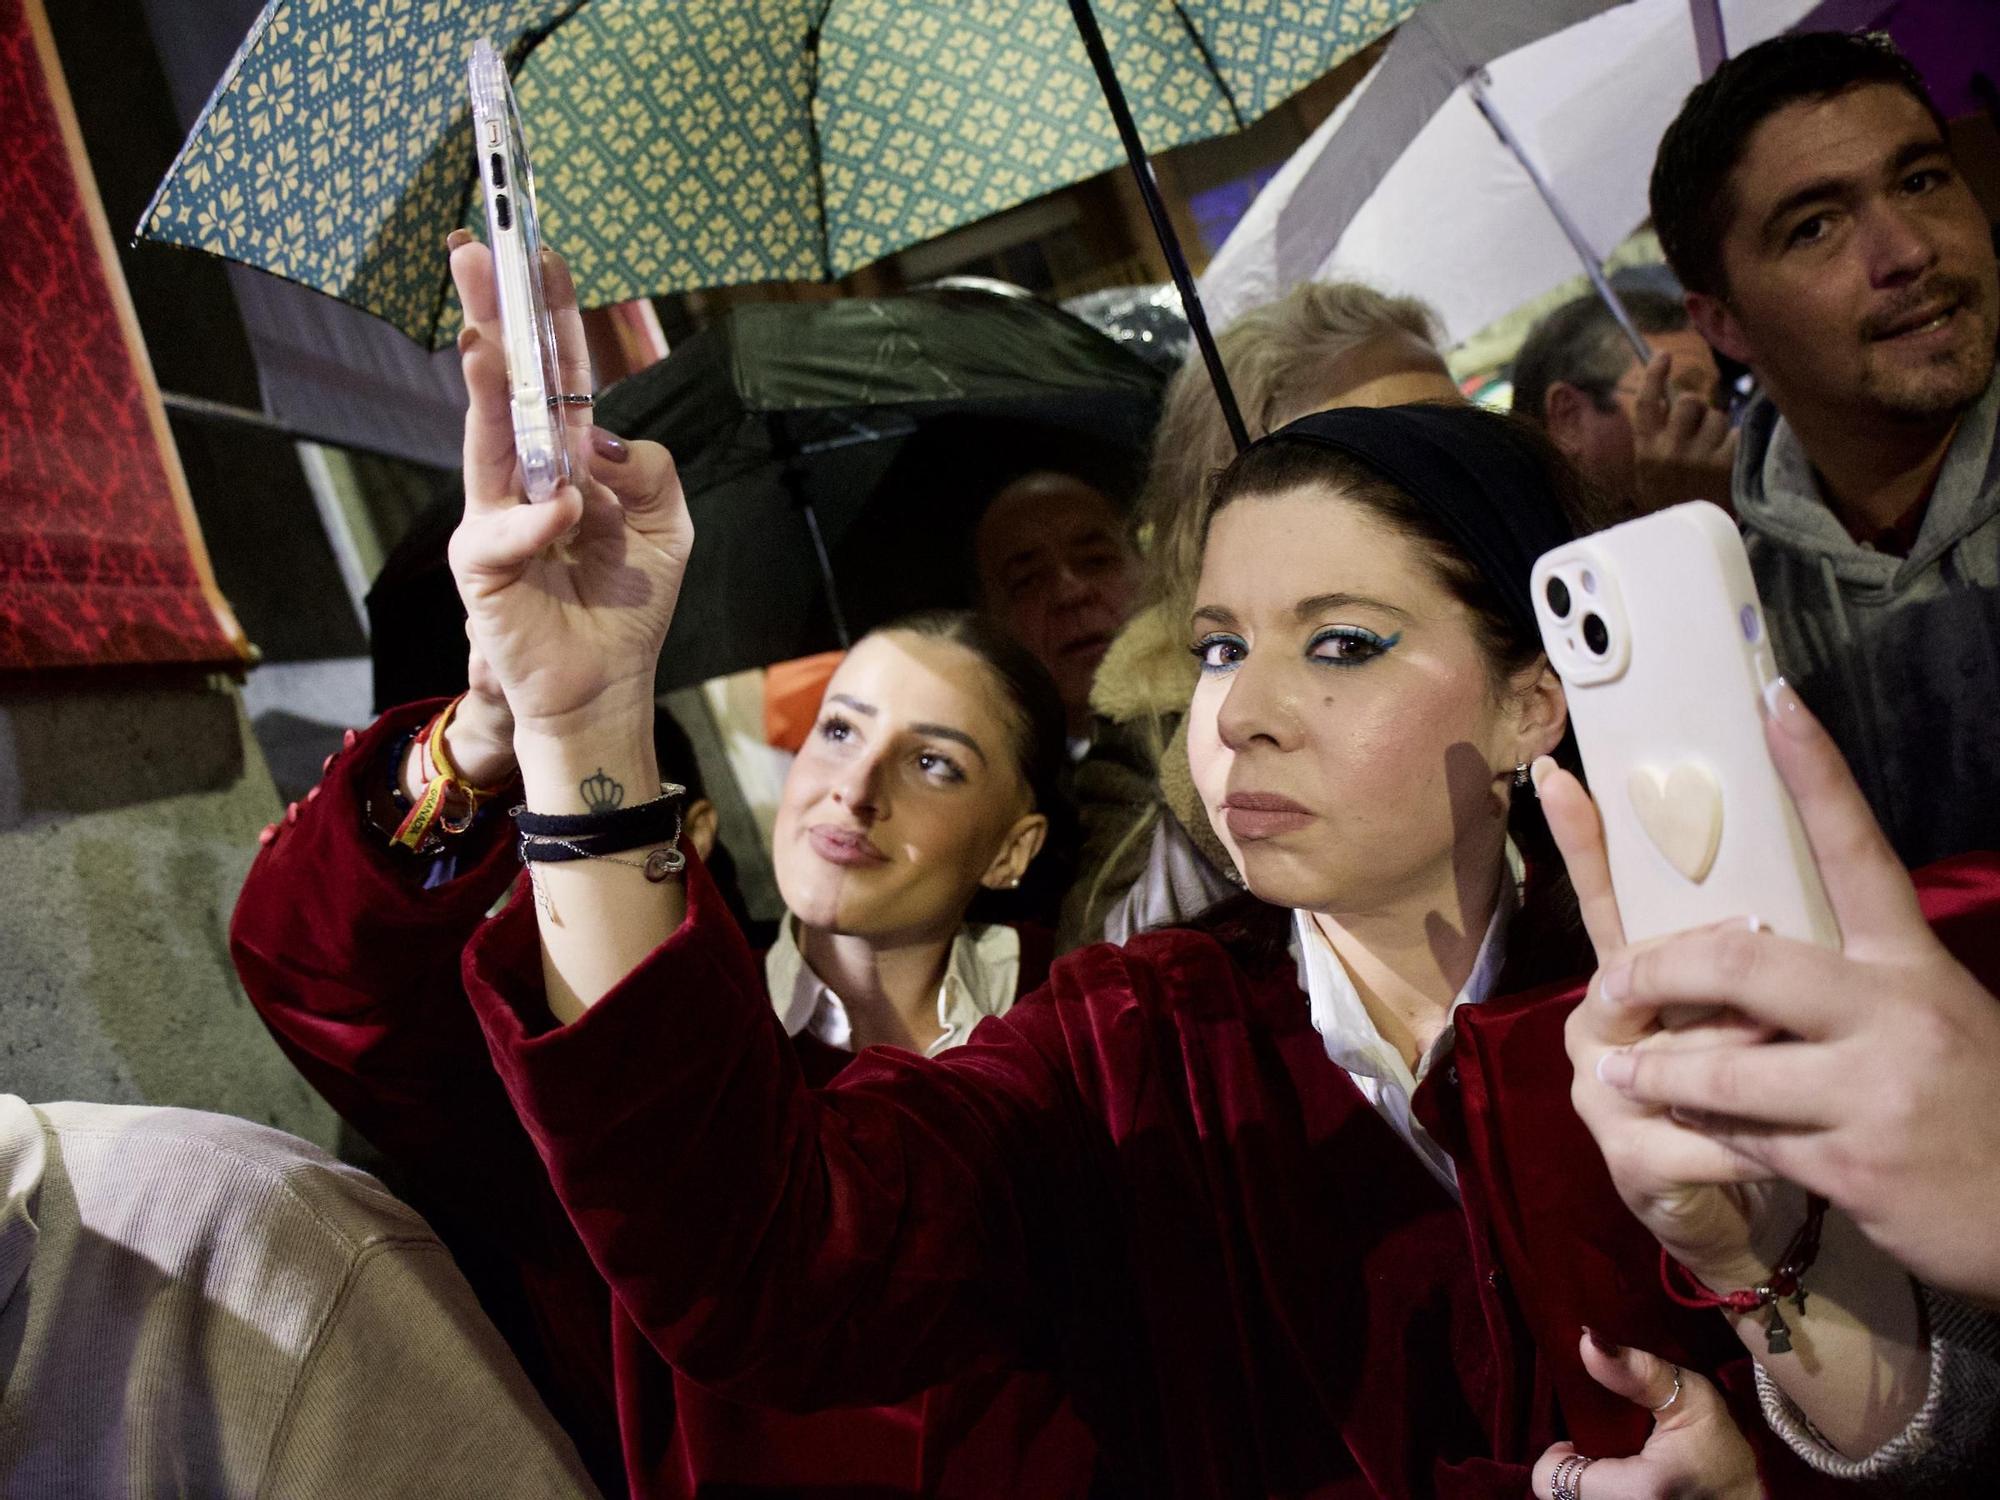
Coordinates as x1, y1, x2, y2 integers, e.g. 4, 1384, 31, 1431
1061, 282, 1464, 948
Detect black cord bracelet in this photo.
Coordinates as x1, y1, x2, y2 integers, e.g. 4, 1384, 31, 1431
512, 780, 684, 864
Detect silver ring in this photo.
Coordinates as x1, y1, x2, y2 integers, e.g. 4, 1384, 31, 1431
1551, 1454, 1594, 1500
553, 393, 595, 407
1648, 1364, 1683, 1413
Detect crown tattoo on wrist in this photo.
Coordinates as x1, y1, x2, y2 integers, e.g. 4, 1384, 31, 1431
580, 768, 626, 815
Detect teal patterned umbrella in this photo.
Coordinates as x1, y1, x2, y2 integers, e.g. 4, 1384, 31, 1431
140, 1, 1422, 349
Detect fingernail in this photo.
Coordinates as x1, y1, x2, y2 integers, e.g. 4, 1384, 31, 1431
1740, 914, 1765, 935
457, 326, 478, 354
1761, 676, 1812, 739
1596, 1049, 1637, 1088
1584, 1325, 1622, 1355
591, 429, 629, 463
446, 228, 474, 251
1601, 961, 1631, 1003
1529, 755, 1556, 798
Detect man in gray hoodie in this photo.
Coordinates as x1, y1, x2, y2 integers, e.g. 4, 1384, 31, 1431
1650, 32, 1999, 868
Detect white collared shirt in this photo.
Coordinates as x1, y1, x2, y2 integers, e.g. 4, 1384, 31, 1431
1292, 878, 1516, 1197
765, 918, 1023, 1057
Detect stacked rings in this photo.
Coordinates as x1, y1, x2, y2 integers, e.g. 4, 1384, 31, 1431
1550, 1453, 1594, 1500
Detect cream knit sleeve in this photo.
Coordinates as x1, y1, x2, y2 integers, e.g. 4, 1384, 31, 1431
1756, 1284, 2000, 1487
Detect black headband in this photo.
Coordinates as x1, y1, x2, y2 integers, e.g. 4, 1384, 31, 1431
1246, 404, 1575, 636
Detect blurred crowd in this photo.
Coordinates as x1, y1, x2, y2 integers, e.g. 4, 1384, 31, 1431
16, 29, 2000, 1500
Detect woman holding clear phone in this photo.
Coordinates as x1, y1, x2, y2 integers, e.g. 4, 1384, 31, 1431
401, 242, 2000, 1496
230, 242, 1104, 1496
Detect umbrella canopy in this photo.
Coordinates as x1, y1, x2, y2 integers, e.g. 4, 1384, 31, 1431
141, 0, 1422, 347
1200, 0, 1823, 347
366, 284, 1163, 704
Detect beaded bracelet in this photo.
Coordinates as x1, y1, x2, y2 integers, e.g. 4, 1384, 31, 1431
1660, 1194, 1828, 1356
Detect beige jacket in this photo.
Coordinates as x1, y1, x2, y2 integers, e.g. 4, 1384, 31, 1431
0, 1095, 600, 1499
1060, 601, 1236, 950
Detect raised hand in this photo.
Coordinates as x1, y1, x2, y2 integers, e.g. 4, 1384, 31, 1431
1585, 684, 2000, 1307
1629, 350, 1737, 515
445, 237, 692, 743
1532, 1337, 1759, 1500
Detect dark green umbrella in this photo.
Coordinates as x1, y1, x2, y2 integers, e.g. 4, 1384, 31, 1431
367, 283, 1163, 702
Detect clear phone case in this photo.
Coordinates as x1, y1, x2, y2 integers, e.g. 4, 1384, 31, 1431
467, 38, 569, 502
1532, 502, 1839, 950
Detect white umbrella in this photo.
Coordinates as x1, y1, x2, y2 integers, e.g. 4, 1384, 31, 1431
1200, 0, 1826, 349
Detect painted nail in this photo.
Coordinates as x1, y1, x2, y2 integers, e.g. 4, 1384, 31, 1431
1584, 1325, 1622, 1355
1601, 961, 1632, 1003
446, 227, 474, 251
322, 753, 336, 774
285, 802, 299, 824
258, 824, 278, 847
305, 785, 321, 804
1596, 1049, 1637, 1088
591, 428, 630, 463
1529, 755, 1556, 797
343, 728, 358, 749
1761, 676, 1812, 739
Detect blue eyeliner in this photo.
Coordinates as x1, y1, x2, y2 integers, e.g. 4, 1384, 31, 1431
1306, 626, 1401, 666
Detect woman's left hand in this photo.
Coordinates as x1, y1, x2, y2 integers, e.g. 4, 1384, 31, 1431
1533, 1336, 1761, 1500
1537, 759, 1786, 1290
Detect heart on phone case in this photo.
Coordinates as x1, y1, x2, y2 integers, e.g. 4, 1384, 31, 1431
1627, 763, 1723, 883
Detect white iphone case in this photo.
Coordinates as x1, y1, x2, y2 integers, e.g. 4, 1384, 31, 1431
1532, 502, 1839, 949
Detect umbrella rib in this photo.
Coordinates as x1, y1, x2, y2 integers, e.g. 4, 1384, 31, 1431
136, 0, 296, 242
1170, 4, 1244, 131
803, 2, 836, 280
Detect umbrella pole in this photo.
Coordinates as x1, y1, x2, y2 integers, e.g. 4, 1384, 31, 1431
1065, 0, 1250, 453
800, 502, 853, 648
1687, 0, 1729, 78
771, 413, 855, 648
1467, 72, 1653, 365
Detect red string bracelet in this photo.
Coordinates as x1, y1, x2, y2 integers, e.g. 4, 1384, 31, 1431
1660, 1194, 1828, 1356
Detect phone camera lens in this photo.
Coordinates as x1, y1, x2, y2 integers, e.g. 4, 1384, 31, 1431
1582, 613, 1610, 655
1544, 577, 1572, 619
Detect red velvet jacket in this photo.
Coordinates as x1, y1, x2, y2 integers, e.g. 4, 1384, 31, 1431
229, 704, 1092, 1500
456, 791, 2000, 1497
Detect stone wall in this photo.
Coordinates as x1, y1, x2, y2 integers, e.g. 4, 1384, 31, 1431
0, 671, 337, 1149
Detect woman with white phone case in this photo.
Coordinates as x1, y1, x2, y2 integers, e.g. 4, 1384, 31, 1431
421, 236, 2000, 1498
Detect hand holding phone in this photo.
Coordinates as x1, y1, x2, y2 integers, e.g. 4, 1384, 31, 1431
467, 38, 570, 502
1531, 501, 1838, 950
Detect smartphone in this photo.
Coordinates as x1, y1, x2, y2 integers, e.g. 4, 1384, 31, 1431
1532, 502, 1839, 950
467, 38, 569, 502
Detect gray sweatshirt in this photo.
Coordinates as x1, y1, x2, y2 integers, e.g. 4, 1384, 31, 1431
1736, 361, 2000, 868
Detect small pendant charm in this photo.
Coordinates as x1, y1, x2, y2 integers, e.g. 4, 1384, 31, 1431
1765, 1304, 1793, 1356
